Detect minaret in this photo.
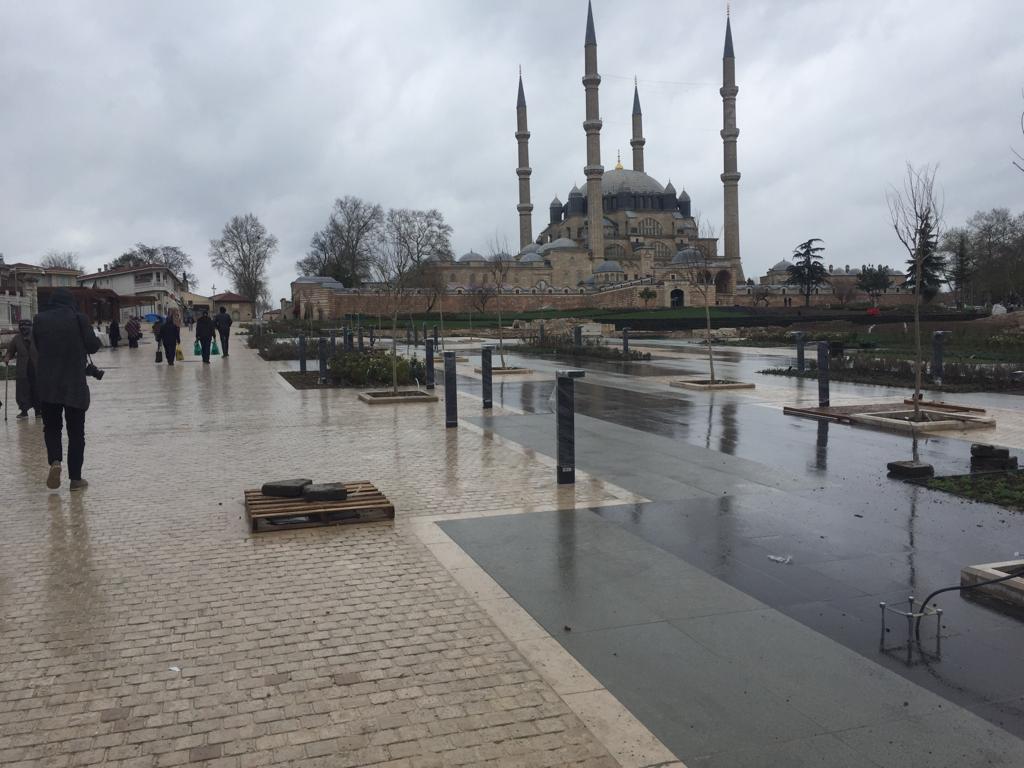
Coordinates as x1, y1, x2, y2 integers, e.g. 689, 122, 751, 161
516, 69, 534, 249
631, 77, 645, 173
720, 11, 744, 283
582, 1, 604, 261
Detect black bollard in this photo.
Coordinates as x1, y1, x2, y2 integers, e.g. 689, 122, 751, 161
793, 331, 807, 372
443, 351, 457, 428
406, 326, 412, 346
539, 322, 545, 344
413, 324, 419, 346
573, 325, 582, 349
433, 325, 439, 348
357, 325, 364, 352
817, 341, 830, 407
622, 326, 630, 356
343, 325, 349, 350
330, 331, 337, 355
932, 331, 950, 384
425, 339, 435, 390
556, 369, 585, 484
317, 337, 328, 383
345, 330, 354, 352
298, 333, 307, 373
481, 345, 493, 409
369, 327, 375, 349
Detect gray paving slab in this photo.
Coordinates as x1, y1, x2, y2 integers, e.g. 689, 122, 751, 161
442, 508, 1024, 767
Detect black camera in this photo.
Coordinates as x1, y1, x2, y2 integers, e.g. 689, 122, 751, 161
85, 362, 105, 380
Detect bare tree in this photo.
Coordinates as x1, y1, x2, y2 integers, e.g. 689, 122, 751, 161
297, 196, 383, 286
832, 281, 858, 307
680, 215, 721, 383
470, 285, 495, 315
40, 250, 82, 271
487, 238, 515, 368
1013, 88, 1024, 173
112, 243, 196, 287
374, 214, 418, 394
886, 162, 943, 418
209, 213, 276, 306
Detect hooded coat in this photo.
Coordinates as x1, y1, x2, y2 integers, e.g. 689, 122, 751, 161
32, 289, 101, 411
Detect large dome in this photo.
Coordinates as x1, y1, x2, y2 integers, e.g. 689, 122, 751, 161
458, 250, 487, 263
599, 168, 665, 196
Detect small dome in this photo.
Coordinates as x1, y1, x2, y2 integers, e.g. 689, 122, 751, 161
568, 185, 583, 197
671, 246, 704, 265
520, 242, 541, 254
594, 260, 624, 274
550, 196, 563, 207
770, 259, 794, 271
458, 250, 487, 263
664, 180, 677, 195
677, 189, 691, 202
538, 237, 579, 253
520, 252, 544, 264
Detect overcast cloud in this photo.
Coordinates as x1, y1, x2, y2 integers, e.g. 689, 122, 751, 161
1, 0, 1022, 302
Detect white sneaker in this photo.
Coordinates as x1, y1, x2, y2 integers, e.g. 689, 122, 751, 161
46, 462, 62, 490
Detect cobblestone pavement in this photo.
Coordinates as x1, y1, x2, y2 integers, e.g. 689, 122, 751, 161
0, 334, 642, 767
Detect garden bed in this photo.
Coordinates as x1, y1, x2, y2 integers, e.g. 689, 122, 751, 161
759, 361, 1024, 393
473, 366, 533, 375
924, 470, 1024, 510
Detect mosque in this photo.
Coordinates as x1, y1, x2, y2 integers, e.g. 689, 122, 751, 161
435, 2, 744, 307
293, 3, 746, 317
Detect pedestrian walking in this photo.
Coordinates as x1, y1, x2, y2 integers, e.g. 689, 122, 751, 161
125, 316, 141, 348
213, 307, 232, 357
195, 310, 215, 364
108, 318, 121, 348
32, 288, 101, 491
4, 319, 40, 419
158, 310, 181, 366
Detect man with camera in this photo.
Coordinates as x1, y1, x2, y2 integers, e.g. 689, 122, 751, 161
32, 288, 101, 491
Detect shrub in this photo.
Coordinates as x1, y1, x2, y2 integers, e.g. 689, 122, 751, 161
327, 351, 425, 387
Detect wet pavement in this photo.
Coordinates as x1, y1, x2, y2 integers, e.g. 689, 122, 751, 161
437, 343, 1024, 765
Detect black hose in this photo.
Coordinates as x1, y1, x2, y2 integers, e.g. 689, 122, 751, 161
915, 563, 1024, 640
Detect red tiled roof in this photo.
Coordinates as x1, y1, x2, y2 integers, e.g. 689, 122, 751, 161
210, 292, 251, 302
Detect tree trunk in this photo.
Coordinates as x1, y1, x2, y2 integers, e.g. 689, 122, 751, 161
391, 308, 399, 395
913, 256, 923, 418
705, 293, 716, 383
496, 290, 506, 368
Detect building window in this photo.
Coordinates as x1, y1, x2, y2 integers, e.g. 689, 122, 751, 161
653, 242, 670, 261
638, 218, 661, 236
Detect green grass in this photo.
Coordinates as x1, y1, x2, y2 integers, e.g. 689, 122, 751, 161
926, 472, 1024, 510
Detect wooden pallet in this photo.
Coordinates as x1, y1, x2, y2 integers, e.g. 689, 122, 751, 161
244, 481, 395, 533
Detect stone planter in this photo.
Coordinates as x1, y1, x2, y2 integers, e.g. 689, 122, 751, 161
853, 409, 995, 434
474, 366, 533, 375
670, 379, 755, 391
358, 390, 439, 405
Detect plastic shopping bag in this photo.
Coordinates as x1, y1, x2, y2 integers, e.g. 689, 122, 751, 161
211, 339, 220, 356
175, 343, 185, 362
194, 339, 202, 356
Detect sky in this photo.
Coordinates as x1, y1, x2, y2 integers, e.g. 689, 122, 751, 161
1, 0, 1022, 304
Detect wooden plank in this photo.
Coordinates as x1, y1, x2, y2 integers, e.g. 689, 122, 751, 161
244, 482, 395, 533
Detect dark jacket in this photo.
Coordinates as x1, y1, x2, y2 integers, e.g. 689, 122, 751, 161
213, 311, 232, 334
32, 290, 101, 411
108, 320, 121, 342
195, 315, 215, 341
5, 332, 37, 379
158, 320, 180, 347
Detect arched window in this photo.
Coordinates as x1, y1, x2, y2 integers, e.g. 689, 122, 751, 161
605, 244, 625, 261
638, 218, 661, 236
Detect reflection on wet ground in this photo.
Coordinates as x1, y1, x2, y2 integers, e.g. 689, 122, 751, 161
451, 346, 1024, 760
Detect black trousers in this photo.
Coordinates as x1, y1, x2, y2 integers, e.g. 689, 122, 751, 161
218, 330, 229, 355
41, 402, 86, 481
163, 340, 176, 365
199, 337, 211, 362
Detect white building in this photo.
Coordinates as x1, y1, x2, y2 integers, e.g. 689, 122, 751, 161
77, 263, 187, 319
